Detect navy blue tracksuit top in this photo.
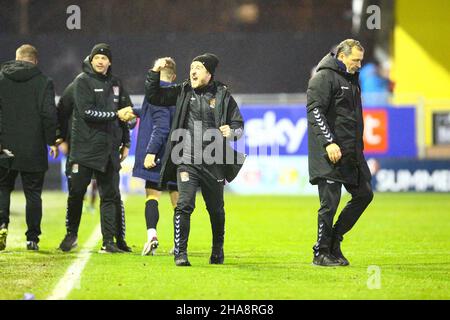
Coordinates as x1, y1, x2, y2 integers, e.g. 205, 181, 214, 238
132, 81, 175, 183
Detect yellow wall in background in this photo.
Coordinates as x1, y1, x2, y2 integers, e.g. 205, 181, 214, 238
393, 0, 450, 101
393, 0, 450, 147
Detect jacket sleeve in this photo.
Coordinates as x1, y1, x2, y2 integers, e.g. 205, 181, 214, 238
118, 84, 132, 147
226, 96, 244, 140
120, 120, 131, 148
306, 71, 335, 147
145, 70, 180, 107
131, 104, 143, 118
145, 106, 171, 155
131, 97, 152, 119
119, 86, 133, 109
57, 83, 75, 141
39, 79, 58, 146
73, 78, 117, 122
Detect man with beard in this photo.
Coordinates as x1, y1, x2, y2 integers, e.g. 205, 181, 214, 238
142, 53, 245, 266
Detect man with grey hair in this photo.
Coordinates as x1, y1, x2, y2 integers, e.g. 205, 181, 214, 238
306, 39, 374, 267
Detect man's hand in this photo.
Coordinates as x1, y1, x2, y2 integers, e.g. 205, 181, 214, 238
152, 58, 169, 72
326, 143, 342, 164
49, 145, 59, 159
118, 106, 136, 122
219, 125, 231, 138
59, 141, 69, 156
144, 154, 157, 169
119, 146, 129, 162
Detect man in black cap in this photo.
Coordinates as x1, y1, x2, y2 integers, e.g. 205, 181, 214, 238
140, 53, 245, 266
59, 43, 134, 253
0, 44, 59, 251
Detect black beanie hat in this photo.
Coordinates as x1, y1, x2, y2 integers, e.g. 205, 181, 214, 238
89, 43, 112, 62
192, 53, 219, 75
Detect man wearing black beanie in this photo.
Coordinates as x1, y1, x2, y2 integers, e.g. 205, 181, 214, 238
89, 43, 112, 63
192, 53, 219, 78
59, 43, 134, 253
141, 53, 245, 266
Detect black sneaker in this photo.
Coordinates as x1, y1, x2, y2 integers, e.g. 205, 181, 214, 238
209, 248, 224, 264
116, 239, 132, 252
0, 224, 7, 251
331, 238, 350, 266
313, 252, 341, 267
59, 233, 78, 252
331, 242, 350, 267
99, 241, 124, 253
174, 253, 191, 266
26, 241, 39, 251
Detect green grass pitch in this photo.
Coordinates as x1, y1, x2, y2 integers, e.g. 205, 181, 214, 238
0, 191, 449, 300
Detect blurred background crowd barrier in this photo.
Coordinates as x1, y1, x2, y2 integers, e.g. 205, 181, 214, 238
1, 0, 449, 193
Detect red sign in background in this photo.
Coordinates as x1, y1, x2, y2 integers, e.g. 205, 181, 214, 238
363, 109, 388, 153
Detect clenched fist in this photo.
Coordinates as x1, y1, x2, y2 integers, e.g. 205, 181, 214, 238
152, 58, 171, 72
219, 125, 231, 138
144, 154, 157, 169
326, 143, 342, 164
118, 106, 136, 122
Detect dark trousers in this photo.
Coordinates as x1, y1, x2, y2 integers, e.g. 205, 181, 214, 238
115, 199, 126, 240
173, 164, 225, 256
314, 169, 374, 253
0, 167, 45, 242
65, 160, 120, 242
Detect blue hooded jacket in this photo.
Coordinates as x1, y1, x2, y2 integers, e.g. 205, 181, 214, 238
132, 80, 175, 183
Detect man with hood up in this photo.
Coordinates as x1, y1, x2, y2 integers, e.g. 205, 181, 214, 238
61, 43, 134, 253
0, 44, 58, 251
306, 39, 374, 267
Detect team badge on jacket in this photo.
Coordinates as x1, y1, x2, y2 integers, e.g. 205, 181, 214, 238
113, 86, 120, 96
180, 171, 190, 182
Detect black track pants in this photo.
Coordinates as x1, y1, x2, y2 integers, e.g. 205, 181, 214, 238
173, 164, 225, 256
314, 171, 373, 253
65, 160, 120, 242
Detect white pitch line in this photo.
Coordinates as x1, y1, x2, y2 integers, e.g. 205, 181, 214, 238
47, 224, 102, 300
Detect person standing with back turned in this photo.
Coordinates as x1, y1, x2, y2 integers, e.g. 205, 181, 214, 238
126, 57, 179, 256
0, 44, 59, 251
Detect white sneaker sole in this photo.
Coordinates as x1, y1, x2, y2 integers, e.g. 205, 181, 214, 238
142, 240, 158, 256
